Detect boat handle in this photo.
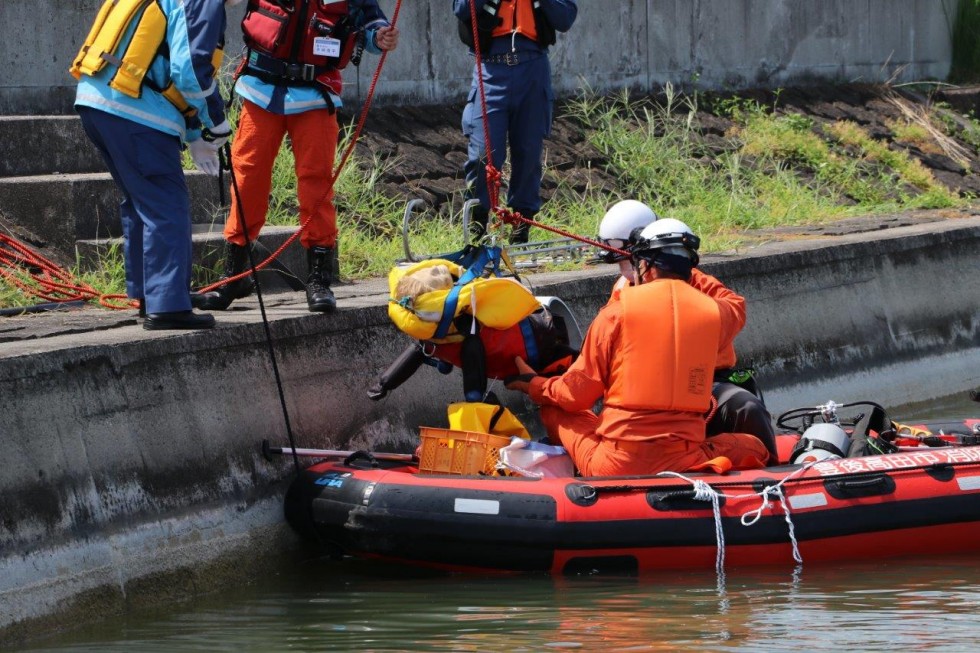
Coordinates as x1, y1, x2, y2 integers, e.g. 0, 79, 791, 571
833, 476, 886, 489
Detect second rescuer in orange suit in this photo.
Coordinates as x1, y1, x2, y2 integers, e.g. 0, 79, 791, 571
506, 219, 768, 476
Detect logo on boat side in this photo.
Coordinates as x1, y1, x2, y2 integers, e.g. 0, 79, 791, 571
314, 472, 352, 488
813, 448, 980, 476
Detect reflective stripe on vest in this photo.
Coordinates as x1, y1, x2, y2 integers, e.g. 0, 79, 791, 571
607, 280, 721, 413
492, 0, 539, 42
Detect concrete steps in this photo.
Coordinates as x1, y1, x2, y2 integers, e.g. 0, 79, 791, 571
0, 116, 105, 176
0, 114, 299, 288
0, 172, 224, 252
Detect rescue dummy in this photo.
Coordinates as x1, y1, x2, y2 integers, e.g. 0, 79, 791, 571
369, 245, 579, 402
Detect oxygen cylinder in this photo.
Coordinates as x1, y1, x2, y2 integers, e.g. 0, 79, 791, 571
790, 423, 852, 465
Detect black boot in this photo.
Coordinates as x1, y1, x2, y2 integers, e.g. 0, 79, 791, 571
143, 310, 215, 330
306, 245, 337, 313
469, 203, 490, 241
509, 210, 534, 245
196, 242, 256, 311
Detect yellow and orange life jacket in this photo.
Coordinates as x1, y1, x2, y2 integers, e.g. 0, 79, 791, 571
387, 257, 541, 343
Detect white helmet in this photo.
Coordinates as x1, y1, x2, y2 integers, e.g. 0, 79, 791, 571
632, 218, 701, 273
596, 200, 658, 263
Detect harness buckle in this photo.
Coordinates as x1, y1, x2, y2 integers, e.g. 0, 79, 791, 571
284, 62, 317, 81
504, 52, 518, 66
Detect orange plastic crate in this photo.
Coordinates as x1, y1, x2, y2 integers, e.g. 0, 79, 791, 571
417, 427, 512, 476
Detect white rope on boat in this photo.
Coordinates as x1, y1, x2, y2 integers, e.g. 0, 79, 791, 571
658, 461, 816, 575
773, 484, 803, 564
691, 479, 726, 577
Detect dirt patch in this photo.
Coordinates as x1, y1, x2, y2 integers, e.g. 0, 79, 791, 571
346, 83, 980, 216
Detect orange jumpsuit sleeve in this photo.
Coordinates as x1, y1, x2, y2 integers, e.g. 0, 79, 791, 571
689, 268, 746, 363
529, 304, 620, 411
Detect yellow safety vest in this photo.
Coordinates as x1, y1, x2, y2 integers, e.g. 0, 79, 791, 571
70, 0, 223, 122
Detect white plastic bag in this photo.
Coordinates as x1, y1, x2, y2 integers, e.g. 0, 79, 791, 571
498, 436, 575, 478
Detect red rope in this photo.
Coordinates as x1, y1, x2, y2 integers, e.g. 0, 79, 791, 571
0, 232, 134, 309
199, 0, 404, 293
467, 0, 501, 214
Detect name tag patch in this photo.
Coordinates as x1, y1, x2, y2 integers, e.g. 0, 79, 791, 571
313, 37, 341, 58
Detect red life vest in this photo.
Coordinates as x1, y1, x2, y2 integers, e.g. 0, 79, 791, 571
606, 280, 721, 413
430, 314, 574, 380
241, 0, 359, 94
492, 0, 538, 42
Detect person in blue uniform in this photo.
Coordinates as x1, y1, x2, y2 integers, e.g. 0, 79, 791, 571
453, 0, 578, 244
72, 0, 235, 330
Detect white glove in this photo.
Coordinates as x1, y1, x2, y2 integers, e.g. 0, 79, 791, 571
204, 120, 232, 148
188, 138, 220, 177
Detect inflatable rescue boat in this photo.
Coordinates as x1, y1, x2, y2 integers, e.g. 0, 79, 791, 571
281, 403, 980, 574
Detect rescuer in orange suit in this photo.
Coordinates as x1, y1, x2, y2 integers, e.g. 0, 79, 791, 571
506, 219, 769, 476
597, 202, 778, 463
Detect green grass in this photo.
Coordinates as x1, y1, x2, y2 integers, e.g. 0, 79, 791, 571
560, 86, 960, 250
1, 85, 973, 309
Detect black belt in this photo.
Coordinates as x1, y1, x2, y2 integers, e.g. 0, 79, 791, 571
247, 50, 332, 82
481, 51, 544, 66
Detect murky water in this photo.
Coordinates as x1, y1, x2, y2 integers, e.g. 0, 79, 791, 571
19, 393, 980, 653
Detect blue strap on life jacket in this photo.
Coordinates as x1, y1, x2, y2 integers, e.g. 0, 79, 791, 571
433, 245, 502, 339
518, 317, 539, 368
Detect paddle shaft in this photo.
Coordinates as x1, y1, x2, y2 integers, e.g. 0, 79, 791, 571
266, 444, 415, 462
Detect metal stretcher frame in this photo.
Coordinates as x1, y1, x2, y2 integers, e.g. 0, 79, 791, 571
401, 198, 593, 267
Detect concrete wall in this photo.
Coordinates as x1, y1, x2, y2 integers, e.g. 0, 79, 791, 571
2, 217, 980, 641
0, 0, 957, 115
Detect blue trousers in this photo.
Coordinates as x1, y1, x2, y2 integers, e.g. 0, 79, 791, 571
78, 107, 193, 313
461, 53, 554, 216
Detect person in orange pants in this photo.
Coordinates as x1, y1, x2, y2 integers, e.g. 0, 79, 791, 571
199, 0, 399, 313
506, 219, 768, 476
